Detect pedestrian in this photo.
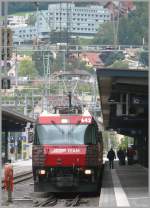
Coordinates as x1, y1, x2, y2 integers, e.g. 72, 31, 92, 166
107, 148, 116, 169
133, 149, 138, 163
127, 147, 135, 165
117, 148, 126, 165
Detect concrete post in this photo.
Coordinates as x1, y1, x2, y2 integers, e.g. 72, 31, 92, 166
0, 1, 2, 203
148, 0, 150, 197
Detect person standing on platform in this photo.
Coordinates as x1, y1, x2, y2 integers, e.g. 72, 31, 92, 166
117, 148, 126, 165
127, 147, 135, 165
107, 148, 116, 169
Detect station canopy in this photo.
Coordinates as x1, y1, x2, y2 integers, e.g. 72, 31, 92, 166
2, 107, 35, 132
96, 68, 148, 136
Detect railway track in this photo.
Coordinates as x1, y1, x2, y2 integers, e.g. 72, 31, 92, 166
33, 194, 88, 207
2, 171, 33, 189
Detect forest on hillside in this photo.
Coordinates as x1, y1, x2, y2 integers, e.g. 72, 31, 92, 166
8, 2, 95, 14
8, 2, 48, 14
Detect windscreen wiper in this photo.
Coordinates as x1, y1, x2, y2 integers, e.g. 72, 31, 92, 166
68, 121, 81, 135
51, 120, 64, 134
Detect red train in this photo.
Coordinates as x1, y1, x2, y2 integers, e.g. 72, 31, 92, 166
32, 108, 103, 193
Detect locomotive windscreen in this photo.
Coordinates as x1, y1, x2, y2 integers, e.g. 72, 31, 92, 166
34, 124, 97, 145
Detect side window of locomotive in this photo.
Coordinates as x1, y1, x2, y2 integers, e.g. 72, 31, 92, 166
84, 125, 97, 145
34, 126, 40, 145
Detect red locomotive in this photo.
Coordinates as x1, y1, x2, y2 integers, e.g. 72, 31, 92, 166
32, 107, 103, 193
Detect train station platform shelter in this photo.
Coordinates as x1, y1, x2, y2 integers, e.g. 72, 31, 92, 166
2, 107, 35, 163
96, 68, 148, 167
96, 68, 149, 206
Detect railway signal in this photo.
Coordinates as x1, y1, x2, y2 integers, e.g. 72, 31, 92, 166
1, 77, 11, 89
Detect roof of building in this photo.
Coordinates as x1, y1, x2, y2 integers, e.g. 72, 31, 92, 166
80, 52, 104, 66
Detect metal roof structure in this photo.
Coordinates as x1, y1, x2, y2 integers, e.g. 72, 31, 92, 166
96, 68, 148, 130
2, 107, 35, 132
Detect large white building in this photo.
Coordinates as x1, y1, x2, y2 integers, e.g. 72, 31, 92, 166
12, 3, 111, 44
48, 3, 111, 35
8, 15, 28, 27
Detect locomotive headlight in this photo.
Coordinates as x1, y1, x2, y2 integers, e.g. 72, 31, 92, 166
61, 118, 68, 123
85, 169, 92, 175
39, 170, 46, 175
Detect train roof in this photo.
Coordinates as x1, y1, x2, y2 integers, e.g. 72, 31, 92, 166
37, 110, 96, 125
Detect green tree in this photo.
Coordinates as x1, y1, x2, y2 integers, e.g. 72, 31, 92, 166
92, 22, 114, 45
32, 51, 54, 76
119, 136, 129, 150
18, 59, 38, 78
100, 51, 125, 66
118, 2, 148, 45
50, 30, 71, 44
8, 2, 48, 14
109, 60, 129, 69
51, 52, 92, 72
92, 2, 148, 45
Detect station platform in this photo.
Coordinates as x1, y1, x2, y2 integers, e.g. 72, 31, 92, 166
2, 159, 32, 180
99, 161, 150, 208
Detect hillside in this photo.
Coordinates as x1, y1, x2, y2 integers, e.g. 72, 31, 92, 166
8, 2, 48, 14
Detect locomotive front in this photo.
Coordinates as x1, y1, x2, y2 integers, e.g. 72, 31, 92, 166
32, 112, 103, 193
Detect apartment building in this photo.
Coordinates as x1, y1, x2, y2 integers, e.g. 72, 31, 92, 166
12, 3, 111, 44
48, 3, 111, 35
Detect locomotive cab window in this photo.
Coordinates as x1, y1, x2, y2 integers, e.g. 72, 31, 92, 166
34, 123, 98, 145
